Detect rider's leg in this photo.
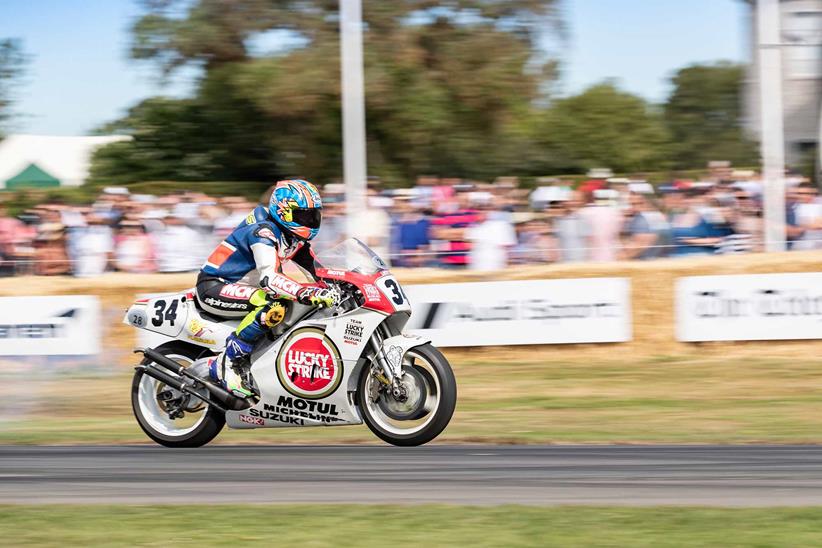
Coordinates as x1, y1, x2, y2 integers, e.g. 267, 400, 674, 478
219, 290, 273, 397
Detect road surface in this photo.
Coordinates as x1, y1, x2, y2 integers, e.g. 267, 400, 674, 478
2, 445, 822, 506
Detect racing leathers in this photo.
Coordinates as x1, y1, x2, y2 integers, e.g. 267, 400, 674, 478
196, 205, 337, 396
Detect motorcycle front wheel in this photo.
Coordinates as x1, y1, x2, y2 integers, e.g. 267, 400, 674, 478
131, 341, 224, 448
358, 343, 456, 447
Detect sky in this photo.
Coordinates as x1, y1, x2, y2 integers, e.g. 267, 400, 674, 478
0, 0, 749, 136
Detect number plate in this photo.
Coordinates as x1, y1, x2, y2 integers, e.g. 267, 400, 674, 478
375, 275, 411, 313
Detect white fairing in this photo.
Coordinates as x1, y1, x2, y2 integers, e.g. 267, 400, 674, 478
224, 306, 391, 429
123, 291, 237, 352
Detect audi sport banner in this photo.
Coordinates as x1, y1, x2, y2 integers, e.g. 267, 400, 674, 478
0, 295, 101, 355
676, 273, 822, 342
403, 278, 632, 347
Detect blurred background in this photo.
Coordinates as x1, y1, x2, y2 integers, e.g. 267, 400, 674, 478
0, 0, 820, 445
0, 0, 818, 271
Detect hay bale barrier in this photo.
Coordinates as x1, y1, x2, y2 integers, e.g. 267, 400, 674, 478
2, 250, 820, 365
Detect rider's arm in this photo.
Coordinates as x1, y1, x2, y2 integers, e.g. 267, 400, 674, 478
250, 241, 304, 300
251, 241, 337, 307
290, 242, 321, 279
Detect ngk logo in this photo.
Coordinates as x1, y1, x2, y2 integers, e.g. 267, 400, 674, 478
277, 328, 343, 399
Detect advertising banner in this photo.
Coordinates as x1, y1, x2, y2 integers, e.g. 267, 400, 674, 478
676, 273, 822, 342
0, 295, 101, 355
403, 278, 632, 347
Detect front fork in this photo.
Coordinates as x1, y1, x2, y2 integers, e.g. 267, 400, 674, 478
368, 324, 407, 401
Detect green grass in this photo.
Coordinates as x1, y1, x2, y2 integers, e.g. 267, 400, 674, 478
5, 356, 822, 445
3, 505, 822, 547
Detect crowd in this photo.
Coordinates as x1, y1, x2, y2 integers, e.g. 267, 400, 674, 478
0, 164, 818, 277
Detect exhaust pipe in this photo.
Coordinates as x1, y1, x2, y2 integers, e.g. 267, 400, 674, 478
136, 364, 229, 413
136, 348, 249, 411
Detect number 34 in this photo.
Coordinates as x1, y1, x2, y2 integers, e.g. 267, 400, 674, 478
151, 299, 179, 327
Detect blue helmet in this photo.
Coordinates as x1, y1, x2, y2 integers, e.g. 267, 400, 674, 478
268, 179, 323, 241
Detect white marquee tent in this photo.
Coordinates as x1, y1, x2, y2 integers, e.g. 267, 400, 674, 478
0, 134, 132, 189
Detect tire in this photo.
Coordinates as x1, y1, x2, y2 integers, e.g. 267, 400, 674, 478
131, 341, 225, 448
358, 343, 456, 447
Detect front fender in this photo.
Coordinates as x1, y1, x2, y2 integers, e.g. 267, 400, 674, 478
380, 333, 431, 376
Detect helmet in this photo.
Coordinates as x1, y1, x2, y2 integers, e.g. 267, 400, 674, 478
268, 179, 323, 240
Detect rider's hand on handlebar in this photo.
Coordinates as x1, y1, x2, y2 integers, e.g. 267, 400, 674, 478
297, 286, 341, 308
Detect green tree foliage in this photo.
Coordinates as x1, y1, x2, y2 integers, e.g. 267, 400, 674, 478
664, 62, 758, 169
0, 39, 26, 139
534, 82, 671, 174
91, 2, 758, 186
91, 0, 561, 185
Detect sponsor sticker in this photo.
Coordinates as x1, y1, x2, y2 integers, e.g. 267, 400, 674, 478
219, 284, 257, 300
269, 275, 302, 297
363, 284, 381, 302
325, 269, 346, 277
254, 226, 278, 241
239, 414, 265, 426
187, 318, 217, 345
276, 327, 343, 399
343, 318, 364, 345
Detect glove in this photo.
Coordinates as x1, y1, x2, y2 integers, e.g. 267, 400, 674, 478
297, 286, 340, 308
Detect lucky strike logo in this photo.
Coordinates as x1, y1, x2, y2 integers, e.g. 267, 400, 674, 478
277, 329, 342, 399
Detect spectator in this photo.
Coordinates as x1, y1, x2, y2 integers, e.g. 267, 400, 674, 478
115, 221, 156, 273
466, 196, 517, 271
512, 214, 558, 264
670, 189, 722, 257
620, 193, 669, 260
792, 183, 822, 250
152, 215, 202, 272
430, 191, 481, 268
553, 192, 590, 263
34, 222, 70, 276
578, 189, 622, 261
391, 197, 431, 268
353, 186, 392, 262
0, 204, 28, 276
71, 215, 114, 277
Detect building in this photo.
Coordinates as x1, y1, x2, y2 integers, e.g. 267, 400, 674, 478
744, 0, 822, 167
0, 134, 131, 189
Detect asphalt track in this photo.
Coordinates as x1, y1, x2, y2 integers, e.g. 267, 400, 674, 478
2, 445, 822, 506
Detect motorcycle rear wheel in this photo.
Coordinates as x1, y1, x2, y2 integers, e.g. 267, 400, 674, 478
358, 343, 456, 447
131, 341, 224, 448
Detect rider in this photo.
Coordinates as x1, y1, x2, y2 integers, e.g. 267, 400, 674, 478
196, 179, 339, 397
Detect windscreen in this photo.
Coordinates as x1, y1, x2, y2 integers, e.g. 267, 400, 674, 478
314, 238, 388, 274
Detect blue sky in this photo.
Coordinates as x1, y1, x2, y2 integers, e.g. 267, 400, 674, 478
0, 0, 749, 135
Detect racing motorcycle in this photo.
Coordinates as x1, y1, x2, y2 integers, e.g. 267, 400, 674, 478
124, 238, 456, 448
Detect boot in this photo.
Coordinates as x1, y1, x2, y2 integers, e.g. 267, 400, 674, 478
211, 333, 255, 398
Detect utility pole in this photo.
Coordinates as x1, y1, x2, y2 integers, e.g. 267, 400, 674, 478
757, 0, 787, 251
339, 0, 367, 240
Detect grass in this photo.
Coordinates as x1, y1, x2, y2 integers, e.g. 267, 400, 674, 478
3, 505, 822, 546
4, 355, 822, 445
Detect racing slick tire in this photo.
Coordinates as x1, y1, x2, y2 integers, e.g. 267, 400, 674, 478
131, 341, 225, 448
358, 343, 456, 447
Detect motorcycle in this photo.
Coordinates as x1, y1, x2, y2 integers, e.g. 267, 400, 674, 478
124, 238, 456, 447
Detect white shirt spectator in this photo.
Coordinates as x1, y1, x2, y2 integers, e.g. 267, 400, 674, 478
153, 222, 202, 272
72, 225, 114, 277
794, 202, 822, 250
466, 212, 517, 271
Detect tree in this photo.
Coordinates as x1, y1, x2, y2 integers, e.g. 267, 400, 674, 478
0, 39, 26, 139
664, 62, 758, 169
91, 0, 562, 184
533, 82, 671, 174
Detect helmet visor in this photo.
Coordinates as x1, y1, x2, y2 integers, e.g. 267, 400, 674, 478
292, 207, 322, 229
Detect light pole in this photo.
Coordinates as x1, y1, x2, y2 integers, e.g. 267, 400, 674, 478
339, 0, 367, 240
757, 0, 787, 251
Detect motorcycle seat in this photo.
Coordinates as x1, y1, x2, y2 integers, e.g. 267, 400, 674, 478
192, 296, 236, 324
